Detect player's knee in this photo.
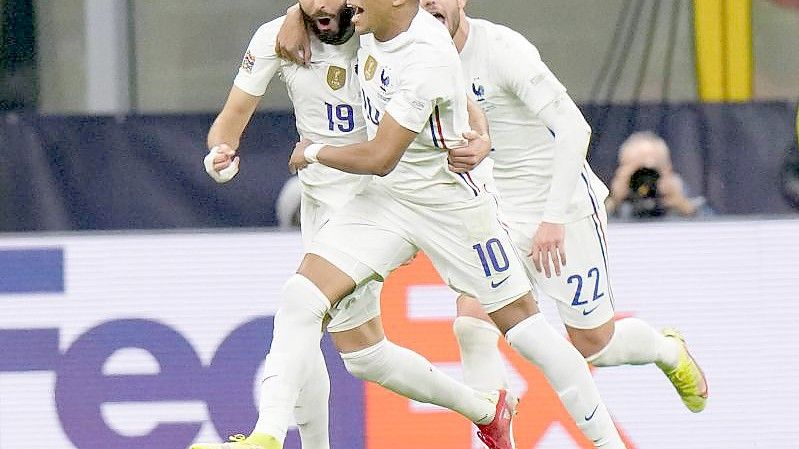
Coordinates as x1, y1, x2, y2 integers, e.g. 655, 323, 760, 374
452, 315, 500, 349
489, 292, 538, 334
456, 295, 492, 320
340, 339, 390, 382
570, 325, 615, 360
296, 253, 357, 303
279, 274, 331, 324
575, 335, 613, 359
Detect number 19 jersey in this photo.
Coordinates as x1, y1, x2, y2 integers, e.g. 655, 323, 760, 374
234, 17, 369, 207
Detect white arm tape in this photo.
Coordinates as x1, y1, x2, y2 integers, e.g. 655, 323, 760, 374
304, 143, 325, 164
204, 146, 240, 183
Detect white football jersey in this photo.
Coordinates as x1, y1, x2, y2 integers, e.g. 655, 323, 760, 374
234, 17, 369, 206
357, 9, 488, 205
460, 18, 609, 223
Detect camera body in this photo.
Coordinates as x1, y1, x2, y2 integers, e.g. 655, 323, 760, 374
628, 167, 665, 218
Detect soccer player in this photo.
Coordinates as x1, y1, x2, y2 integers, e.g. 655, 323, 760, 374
196, 0, 627, 448
418, 0, 708, 421
196, 1, 502, 449
202, 3, 367, 448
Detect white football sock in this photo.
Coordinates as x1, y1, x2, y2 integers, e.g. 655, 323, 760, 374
340, 338, 496, 424
253, 274, 330, 442
587, 318, 680, 369
293, 349, 330, 449
506, 314, 625, 448
453, 316, 509, 392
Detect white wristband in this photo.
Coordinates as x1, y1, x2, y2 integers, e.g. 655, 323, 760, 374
304, 143, 324, 164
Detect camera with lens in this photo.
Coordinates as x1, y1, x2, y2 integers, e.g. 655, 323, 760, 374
627, 167, 665, 218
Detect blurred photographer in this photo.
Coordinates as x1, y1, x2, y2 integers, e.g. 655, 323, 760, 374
606, 131, 707, 219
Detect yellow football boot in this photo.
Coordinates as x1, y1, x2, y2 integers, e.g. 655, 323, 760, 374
656, 328, 708, 413
190, 433, 281, 449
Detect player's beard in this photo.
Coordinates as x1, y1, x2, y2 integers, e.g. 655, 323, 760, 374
305, 6, 356, 45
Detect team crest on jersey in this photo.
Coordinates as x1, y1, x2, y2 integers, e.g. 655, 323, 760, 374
327, 65, 346, 91
364, 55, 378, 81
241, 50, 256, 74
379, 67, 392, 92
472, 81, 486, 102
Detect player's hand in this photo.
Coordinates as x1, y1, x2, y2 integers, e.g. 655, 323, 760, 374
276, 4, 311, 65
203, 144, 240, 183
529, 222, 567, 278
289, 139, 312, 174
448, 130, 491, 173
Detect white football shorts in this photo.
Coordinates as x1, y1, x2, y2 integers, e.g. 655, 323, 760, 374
501, 201, 616, 330
309, 183, 532, 318
301, 189, 383, 333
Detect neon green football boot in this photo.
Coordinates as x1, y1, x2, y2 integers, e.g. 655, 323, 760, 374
656, 328, 708, 413
190, 433, 281, 449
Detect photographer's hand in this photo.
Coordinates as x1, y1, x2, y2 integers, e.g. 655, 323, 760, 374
659, 175, 697, 217
609, 164, 637, 203
607, 164, 639, 214
530, 222, 567, 278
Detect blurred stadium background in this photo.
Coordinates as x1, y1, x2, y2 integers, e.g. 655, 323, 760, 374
0, 1, 798, 448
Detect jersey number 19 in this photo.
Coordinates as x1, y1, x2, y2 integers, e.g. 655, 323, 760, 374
325, 102, 355, 132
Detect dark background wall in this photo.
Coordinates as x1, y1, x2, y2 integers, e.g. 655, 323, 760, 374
2, 101, 796, 232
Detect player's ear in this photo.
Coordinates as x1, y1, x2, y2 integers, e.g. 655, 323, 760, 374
459, 0, 468, 8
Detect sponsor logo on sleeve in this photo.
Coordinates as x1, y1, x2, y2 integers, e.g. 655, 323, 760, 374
241, 50, 256, 74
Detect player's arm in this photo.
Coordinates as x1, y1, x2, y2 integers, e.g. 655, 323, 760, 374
499, 32, 591, 276
205, 20, 282, 183
528, 96, 591, 277
448, 97, 492, 173
467, 96, 489, 136
502, 38, 589, 223
208, 86, 261, 152
204, 87, 261, 182
537, 95, 592, 223
275, 3, 311, 65
290, 113, 416, 176
291, 61, 453, 177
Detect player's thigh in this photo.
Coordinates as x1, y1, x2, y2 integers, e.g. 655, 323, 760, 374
329, 315, 386, 353
308, 190, 417, 286
300, 193, 323, 249
300, 191, 357, 248
414, 194, 532, 314
327, 280, 383, 337
525, 213, 615, 330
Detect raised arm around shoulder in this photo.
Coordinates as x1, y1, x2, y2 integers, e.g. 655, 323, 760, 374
207, 86, 261, 151
314, 112, 416, 176
276, 3, 311, 65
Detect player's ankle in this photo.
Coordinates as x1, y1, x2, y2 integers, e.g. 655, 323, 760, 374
244, 433, 281, 449
474, 391, 499, 425
657, 335, 681, 369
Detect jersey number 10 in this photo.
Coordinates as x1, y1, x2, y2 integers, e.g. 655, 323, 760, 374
473, 238, 510, 277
